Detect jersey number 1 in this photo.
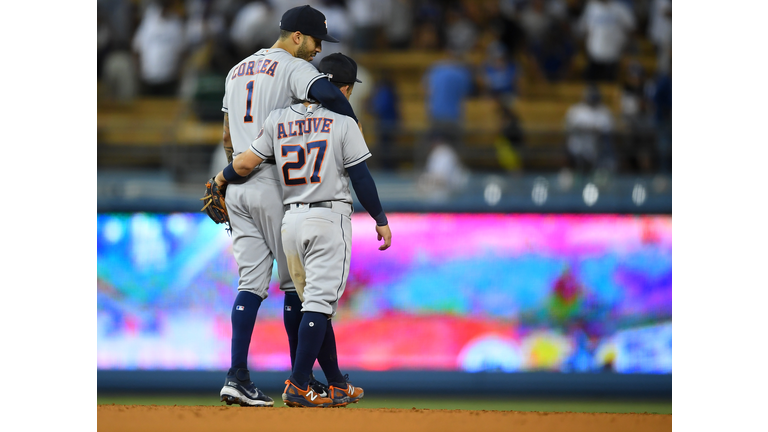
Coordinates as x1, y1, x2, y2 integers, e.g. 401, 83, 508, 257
244, 81, 254, 123
282, 140, 327, 186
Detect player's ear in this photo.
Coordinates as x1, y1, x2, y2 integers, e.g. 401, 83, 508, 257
292, 31, 303, 45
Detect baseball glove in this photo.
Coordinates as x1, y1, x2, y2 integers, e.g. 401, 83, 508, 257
200, 177, 230, 232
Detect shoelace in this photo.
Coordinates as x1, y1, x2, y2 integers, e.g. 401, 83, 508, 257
309, 377, 329, 393
340, 374, 356, 394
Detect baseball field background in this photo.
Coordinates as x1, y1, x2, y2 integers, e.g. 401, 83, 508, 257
96, 211, 672, 430
97, 213, 671, 374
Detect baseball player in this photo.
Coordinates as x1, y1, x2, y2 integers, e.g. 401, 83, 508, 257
218, 5, 362, 407
214, 53, 392, 408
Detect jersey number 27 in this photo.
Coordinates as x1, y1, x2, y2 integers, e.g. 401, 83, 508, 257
281, 140, 327, 186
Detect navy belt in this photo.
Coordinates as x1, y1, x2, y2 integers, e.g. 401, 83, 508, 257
284, 201, 332, 212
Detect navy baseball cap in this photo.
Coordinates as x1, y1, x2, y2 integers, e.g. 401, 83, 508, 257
318, 53, 362, 84
280, 5, 339, 43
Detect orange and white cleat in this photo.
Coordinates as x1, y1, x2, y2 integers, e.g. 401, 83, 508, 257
282, 379, 334, 408
329, 376, 364, 407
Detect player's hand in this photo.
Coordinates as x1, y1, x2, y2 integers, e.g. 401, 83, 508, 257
215, 171, 227, 188
375, 224, 391, 251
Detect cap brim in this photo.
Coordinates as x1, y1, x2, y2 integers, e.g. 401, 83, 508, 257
355, 78, 362, 83
313, 33, 340, 43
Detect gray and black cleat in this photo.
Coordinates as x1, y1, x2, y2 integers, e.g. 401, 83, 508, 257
220, 368, 274, 407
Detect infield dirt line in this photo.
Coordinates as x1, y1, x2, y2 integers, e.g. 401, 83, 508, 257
98, 405, 671, 432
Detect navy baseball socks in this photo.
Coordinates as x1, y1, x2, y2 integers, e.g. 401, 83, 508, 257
230, 291, 262, 369
219, 291, 273, 407
285, 293, 342, 384
284, 292, 330, 396
317, 320, 364, 407
291, 312, 327, 388
283, 291, 303, 367
317, 319, 345, 386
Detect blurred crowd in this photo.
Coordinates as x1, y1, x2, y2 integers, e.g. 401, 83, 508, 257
98, 0, 672, 177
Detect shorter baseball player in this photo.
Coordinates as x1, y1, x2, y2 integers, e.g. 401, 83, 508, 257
213, 53, 392, 407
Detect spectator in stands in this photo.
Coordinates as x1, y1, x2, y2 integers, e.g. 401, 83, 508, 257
444, 6, 480, 54
99, 7, 139, 104
185, 0, 226, 50
652, 58, 672, 173
576, 0, 635, 82
347, 0, 388, 51
564, 84, 616, 173
648, 0, 671, 75
411, 0, 444, 51
98, 12, 111, 81
519, 0, 555, 49
418, 136, 470, 201
132, 0, 189, 96
102, 42, 140, 104
563, 0, 588, 24
384, 0, 414, 50
99, 0, 142, 103
348, 60, 374, 126
368, 74, 401, 171
546, 0, 571, 21
485, 0, 527, 59
228, 0, 275, 60
479, 41, 520, 108
494, 97, 525, 172
98, 0, 136, 53
413, 0, 444, 29
529, 20, 575, 82
181, 0, 227, 89
619, 61, 654, 172
202, 2, 241, 76
314, 0, 354, 63
411, 21, 441, 51
422, 49, 475, 157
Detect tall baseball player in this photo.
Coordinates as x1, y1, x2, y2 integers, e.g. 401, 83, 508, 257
213, 53, 392, 408
217, 5, 362, 407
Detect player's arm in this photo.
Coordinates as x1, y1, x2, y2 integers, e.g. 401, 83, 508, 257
308, 79, 358, 123
214, 116, 275, 187
346, 161, 391, 251
222, 113, 234, 164
214, 150, 263, 187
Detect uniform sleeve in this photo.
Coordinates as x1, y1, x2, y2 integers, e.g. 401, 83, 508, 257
309, 79, 358, 122
288, 58, 327, 101
340, 116, 372, 168
250, 112, 276, 159
221, 73, 230, 113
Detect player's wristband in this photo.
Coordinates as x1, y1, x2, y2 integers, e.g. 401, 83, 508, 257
373, 210, 388, 227
223, 163, 246, 182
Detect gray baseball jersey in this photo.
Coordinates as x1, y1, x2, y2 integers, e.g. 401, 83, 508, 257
249, 103, 372, 204
221, 48, 326, 298
249, 103, 372, 315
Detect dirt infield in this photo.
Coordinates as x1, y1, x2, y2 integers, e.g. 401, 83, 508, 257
98, 405, 671, 432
